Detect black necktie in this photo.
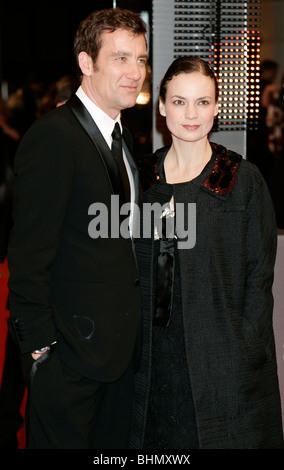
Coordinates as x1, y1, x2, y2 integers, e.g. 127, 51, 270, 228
111, 123, 130, 204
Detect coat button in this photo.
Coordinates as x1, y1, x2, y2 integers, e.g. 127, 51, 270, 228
134, 278, 139, 287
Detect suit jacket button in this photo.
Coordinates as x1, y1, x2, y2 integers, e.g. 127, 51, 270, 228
134, 279, 139, 287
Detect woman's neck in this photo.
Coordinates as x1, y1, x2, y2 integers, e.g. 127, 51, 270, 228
164, 139, 212, 184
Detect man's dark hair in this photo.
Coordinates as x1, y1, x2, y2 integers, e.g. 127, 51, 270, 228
74, 8, 147, 76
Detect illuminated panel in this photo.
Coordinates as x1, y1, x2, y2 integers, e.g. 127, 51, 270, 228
173, 0, 261, 131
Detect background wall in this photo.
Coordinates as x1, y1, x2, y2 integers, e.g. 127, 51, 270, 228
261, 0, 284, 82
273, 236, 284, 429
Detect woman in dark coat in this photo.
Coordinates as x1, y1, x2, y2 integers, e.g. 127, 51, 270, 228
131, 56, 283, 449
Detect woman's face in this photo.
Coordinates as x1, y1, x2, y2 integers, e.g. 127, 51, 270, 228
159, 71, 219, 144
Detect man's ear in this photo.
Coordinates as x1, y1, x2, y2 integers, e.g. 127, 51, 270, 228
78, 52, 93, 76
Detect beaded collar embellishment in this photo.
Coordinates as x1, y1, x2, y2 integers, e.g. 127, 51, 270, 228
201, 143, 242, 195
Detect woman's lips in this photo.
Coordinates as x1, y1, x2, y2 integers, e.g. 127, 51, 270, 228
183, 124, 200, 131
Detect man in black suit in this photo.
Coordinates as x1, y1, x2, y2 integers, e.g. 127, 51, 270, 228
7, 8, 148, 449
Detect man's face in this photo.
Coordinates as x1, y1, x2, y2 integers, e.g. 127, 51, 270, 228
81, 29, 148, 119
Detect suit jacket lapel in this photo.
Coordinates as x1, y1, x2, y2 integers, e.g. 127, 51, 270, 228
67, 94, 142, 240
67, 94, 124, 200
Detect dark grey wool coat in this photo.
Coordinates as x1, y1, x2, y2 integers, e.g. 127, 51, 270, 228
131, 143, 283, 449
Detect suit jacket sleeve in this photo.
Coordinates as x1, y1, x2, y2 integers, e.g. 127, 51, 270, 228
8, 114, 75, 353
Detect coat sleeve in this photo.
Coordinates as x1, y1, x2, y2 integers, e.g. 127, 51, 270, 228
243, 163, 278, 350
8, 115, 75, 354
